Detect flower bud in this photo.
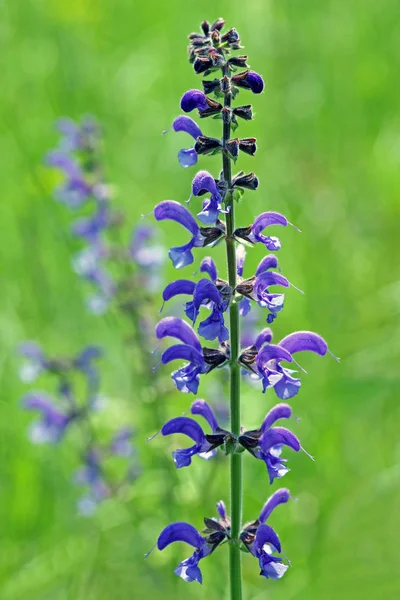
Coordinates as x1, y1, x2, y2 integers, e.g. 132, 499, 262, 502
232, 70, 264, 94
202, 78, 221, 95
232, 171, 259, 190
211, 18, 225, 32
239, 138, 257, 156
233, 105, 253, 121
194, 136, 222, 156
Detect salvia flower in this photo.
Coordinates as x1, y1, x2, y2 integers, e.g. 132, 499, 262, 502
240, 489, 291, 580
154, 500, 230, 584
191, 170, 224, 225
232, 70, 265, 94
255, 331, 333, 398
74, 448, 110, 516
167, 115, 203, 168
234, 211, 299, 251
239, 403, 300, 483
161, 399, 228, 467
154, 200, 224, 269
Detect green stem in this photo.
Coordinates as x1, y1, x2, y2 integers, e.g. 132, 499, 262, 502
222, 64, 243, 600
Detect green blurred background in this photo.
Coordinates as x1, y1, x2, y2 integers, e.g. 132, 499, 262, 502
1, 0, 400, 598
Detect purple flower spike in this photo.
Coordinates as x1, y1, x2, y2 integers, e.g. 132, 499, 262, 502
199, 257, 218, 282
171, 116, 203, 168
161, 416, 215, 468
180, 90, 208, 113
154, 200, 203, 269
157, 522, 211, 584
260, 488, 291, 523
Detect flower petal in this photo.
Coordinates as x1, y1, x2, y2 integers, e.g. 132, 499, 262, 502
178, 148, 199, 168
199, 257, 218, 282
156, 317, 202, 351
162, 416, 206, 445
256, 344, 293, 367
259, 488, 290, 523
261, 427, 300, 453
254, 523, 282, 554
180, 90, 208, 113
193, 279, 221, 310
252, 212, 288, 237
255, 255, 279, 277
162, 280, 196, 303
161, 344, 205, 367
246, 71, 265, 94
255, 328, 273, 349
261, 403, 292, 432
278, 331, 328, 356
191, 399, 219, 432
173, 116, 202, 140
154, 200, 199, 237
158, 522, 204, 550
192, 170, 220, 199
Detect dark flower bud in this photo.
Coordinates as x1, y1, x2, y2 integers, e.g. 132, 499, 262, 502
194, 56, 213, 74
226, 138, 239, 160
204, 430, 229, 451
199, 97, 223, 118
209, 49, 225, 68
221, 107, 231, 124
202, 78, 221, 95
211, 17, 225, 32
215, 278, 233, 301
201, 20, 210, 36
239, 138, 257, 156
238, 429, 261, 452
200, 222, 226, 246
220, 76, 231, 94
238, 345, 259, 371
221, 28, 240, 45
211, 29, 221, 46
228, 55, 249, 68
189, 36, 208, 47
233, 225, 253, 244
233, 105, 253, 121
202, 347, 228, 370
194, 136, 222, 156
235, 276, 256, 298
232, 70, 265, 94
232, 171, 259, 190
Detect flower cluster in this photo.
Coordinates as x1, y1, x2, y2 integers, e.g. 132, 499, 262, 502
148, 18, 338, 588
19, 341, 139, 515
46, 116, 165, 316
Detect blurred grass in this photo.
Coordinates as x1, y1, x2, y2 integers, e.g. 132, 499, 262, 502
1, 0, 400, 598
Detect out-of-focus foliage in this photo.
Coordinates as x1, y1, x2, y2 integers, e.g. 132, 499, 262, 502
1, 0, 399, 599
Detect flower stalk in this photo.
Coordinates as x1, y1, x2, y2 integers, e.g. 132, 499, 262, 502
221, 63, 243, 600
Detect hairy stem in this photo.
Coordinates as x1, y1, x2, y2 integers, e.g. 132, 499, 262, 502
222, 63, 243, 600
